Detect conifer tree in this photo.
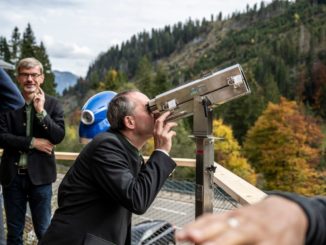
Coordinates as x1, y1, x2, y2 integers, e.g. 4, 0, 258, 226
153, 65, 172, 95
135, 56, 155, 97
11, 27, 21, 62
0, 37, 11, 62
34, 42, 56, 95
20, 23, 36, 59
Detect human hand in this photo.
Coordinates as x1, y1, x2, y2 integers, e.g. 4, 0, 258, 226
32, 138, 54, 155
176, 196, 308, 245
33, 84, 45, 113
153, 111, 177, 153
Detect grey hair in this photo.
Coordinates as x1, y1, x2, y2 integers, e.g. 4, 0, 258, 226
16, 57, 44, 74
107, 90, 139, 130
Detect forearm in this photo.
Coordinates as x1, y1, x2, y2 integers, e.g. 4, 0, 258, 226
0, 133, 32, 151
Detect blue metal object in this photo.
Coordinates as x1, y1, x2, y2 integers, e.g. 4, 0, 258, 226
79, 91, 117, 144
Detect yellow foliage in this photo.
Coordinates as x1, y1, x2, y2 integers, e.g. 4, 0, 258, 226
213, 119, 256, 185
244, 97, 324, 195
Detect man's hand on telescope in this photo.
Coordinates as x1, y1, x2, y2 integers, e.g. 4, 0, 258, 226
153, 111, 177, 154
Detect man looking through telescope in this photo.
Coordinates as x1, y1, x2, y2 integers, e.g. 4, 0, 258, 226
40, 90, 178, 245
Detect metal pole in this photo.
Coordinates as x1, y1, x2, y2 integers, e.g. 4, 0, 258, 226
193, 96, 214, 217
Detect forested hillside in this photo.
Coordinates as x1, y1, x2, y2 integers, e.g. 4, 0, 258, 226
65, 0, 326, 130
2, 0, 324, 195
61, 0, 326, 195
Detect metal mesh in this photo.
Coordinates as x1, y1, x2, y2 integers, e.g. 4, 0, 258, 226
132, 179, 239, 245
13, 171, 240, 244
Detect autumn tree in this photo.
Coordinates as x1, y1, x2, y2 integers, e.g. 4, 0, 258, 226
97, 68, 129, 92
243, 97, 324, 195
213, 118, 257, 184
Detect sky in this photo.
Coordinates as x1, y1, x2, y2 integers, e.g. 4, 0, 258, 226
0, 0, 272, 78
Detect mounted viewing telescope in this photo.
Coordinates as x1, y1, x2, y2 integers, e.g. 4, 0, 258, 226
147, 64, 250, 122
148, 64, 251, 217
78, 64, 251, 218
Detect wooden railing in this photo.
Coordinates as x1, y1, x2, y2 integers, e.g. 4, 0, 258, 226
0, 149, 266, 205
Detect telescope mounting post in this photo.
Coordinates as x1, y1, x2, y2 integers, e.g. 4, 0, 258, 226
193, 96, 215, 218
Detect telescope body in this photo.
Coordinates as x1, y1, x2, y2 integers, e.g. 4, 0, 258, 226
147, 64, 250, 121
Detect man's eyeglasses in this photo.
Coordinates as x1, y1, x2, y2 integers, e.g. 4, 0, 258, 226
18, 73, 42, 79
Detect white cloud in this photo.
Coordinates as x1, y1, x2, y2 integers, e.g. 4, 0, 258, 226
43, 36, 93, 59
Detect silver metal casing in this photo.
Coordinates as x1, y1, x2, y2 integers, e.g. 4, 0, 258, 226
147, 64, 250, 121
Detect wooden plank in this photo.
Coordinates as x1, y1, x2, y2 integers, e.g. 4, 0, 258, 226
143, 156, 196, 167
213, 163, 267, 205
55, 151, 79, 161
1, 149, 266, 204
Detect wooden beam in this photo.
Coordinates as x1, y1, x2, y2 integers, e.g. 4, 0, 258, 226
1, 149, 266, 204
213, 163, 267, 205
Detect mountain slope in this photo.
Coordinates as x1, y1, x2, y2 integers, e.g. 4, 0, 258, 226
54, 70, 78, 95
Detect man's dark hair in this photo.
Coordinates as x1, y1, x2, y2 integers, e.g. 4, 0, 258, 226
107, 90, 138, 130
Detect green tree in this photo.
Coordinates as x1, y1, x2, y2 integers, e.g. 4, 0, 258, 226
20, 23, 36, 59
135, 56, 155, 97
0, 37, 11, 62
11, 26, 21, 62
152, 64, 172, 95
34, 42, 56, 95
243, 97, 324, 195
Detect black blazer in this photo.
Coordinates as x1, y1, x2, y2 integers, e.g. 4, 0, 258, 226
0, 68, 24, 111
0, 94, 65, 186
40, 130, 176, 245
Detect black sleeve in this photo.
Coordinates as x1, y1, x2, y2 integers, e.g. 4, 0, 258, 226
0, 68, 24, 112
90, 137, 176, 215
271, 192, 326, 245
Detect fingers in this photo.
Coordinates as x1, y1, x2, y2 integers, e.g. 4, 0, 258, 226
153, 111, 177, 153
154, 111, 174, 135
176, 213, 230, 243
156, 111, 171, 122
33, 138, 54, 155
33, 85, 45, 113
37, 85, 44, 95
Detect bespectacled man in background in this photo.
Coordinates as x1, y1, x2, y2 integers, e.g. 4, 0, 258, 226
0, 57, 65, 245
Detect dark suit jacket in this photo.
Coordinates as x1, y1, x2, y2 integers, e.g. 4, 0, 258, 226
0, 68, 24, 111
0, 94, 65, 186
40, 129, 176, 245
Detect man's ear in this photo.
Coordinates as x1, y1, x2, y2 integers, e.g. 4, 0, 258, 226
124, 116, 135, 129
